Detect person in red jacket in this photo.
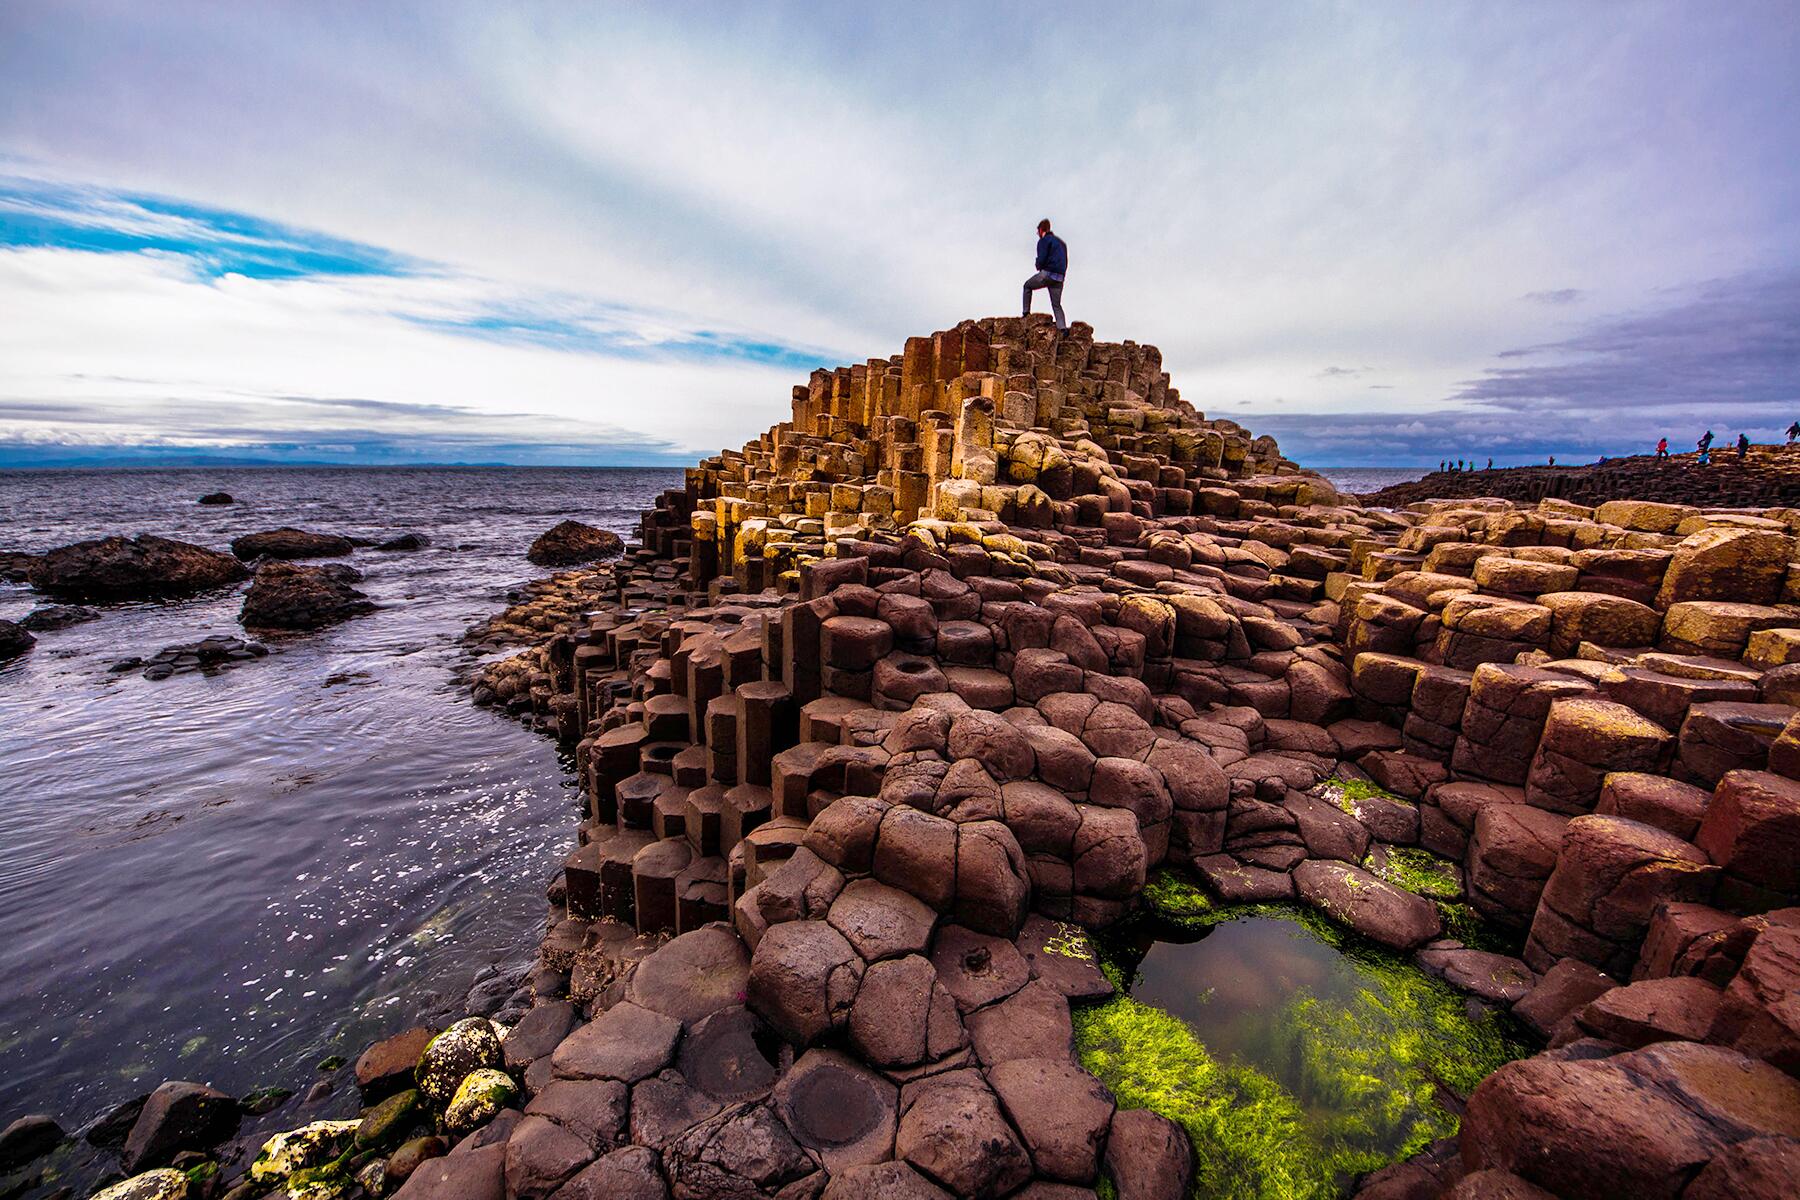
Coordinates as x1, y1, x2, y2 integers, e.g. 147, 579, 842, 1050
1656, 437, 1668, 459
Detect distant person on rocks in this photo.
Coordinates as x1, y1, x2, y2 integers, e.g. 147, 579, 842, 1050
1486, 457, 1493, 469
1656, 437, 1668, 459
1738, 432, 1750, 459
1548, 455, 1556, 466
1440, 460, 1447, 473
1023, 219, 1068, 333
1787, 420, 1799, 444
1699, 429, 1715, 453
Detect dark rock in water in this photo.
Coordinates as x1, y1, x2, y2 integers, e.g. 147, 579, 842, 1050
526, 520, 623, 567
0, 551, 40, 582
124, 636, 269, 680
0, 1114, 64, 1171
83, 1095, 149, 1148
28, 534, 248, 602
239, 562, 375, 631
375, 533, 430, 552
238, 1085, 291, 1115
19, 604, 101, 632
0, 619, 34, 663
197, 492, 234, 506
229, 527, 354, 562
120, 1081, 240, 1172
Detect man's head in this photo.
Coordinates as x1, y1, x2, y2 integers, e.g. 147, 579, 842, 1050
1037, 219, 1051, 235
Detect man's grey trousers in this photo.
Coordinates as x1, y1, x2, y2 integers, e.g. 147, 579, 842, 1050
1023, 271, 1067, 331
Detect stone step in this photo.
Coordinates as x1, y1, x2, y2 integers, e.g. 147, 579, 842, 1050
721, 784, 773, 855
594, 828, 659, 924
675, 855, 730, 933
631, 836, 695, 935
683, 784, 724, 856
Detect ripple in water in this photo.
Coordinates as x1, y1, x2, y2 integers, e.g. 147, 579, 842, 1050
0, 466, 679, 1125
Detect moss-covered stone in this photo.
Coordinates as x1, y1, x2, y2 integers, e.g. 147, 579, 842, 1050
442, 1068, 517, 1136
285, 1154, 354, 1200
90, 1169, 190, 1200
240, 1085, 292, 1115
414, 1017, 503, 1106
249, 1120, 360, 1187
355, 1159, 387, 1198
1364, 847, 1461, 900
355, 1089, 419, 1150
1315, 776, 1409, 816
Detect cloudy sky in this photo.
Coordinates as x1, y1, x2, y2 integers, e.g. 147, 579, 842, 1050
1, 1, 1796, 468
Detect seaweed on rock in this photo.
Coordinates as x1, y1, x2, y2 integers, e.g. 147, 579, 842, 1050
1079, 873, 1528, 1198
1074, 995, 1318, 1200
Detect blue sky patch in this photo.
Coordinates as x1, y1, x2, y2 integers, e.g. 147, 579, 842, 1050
0, 173, 832, 372
0, 176, 415, 279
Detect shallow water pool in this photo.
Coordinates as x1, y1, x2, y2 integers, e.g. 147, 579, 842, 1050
1078, 903, 1528, 1200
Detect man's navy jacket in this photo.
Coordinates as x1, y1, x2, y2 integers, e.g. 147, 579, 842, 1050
1036, 232, 1068, 277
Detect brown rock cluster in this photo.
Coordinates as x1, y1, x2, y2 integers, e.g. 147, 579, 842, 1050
446, 318, 1800, 1200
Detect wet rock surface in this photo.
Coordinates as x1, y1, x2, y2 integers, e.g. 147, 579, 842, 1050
528, 520, 626, 567
229, 526, 355, 561
239, 560, 376, 630
0, 618, 34, 662
27, 533, 248, 601
111, 634, 270, 679
18, 603, 100, 631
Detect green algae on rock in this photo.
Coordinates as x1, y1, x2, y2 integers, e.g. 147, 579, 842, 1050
249, 1120, 360, 1187
414, 1017, 503, 1105
1363, 846, 1461, 900
89, 1168, 191, 1200
443, 1067, 517, 1136
1082, 886, 1528, 1198
1074, 994, 1317, 1200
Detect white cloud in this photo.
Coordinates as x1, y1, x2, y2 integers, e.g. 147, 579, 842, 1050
0, 246, 796, 455
0, 1, 1796, 461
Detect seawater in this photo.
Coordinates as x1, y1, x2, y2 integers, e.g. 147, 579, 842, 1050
1314, 466, 1425, 495
0, 466, 679, 1126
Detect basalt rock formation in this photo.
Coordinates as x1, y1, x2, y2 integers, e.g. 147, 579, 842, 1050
27, 534, 249, 601
460, 317, 1800, 1199
1362, 450, 1800, 510
117, 317, 1800, 1200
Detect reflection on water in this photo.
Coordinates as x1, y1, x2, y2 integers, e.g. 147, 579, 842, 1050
0, 467, 679, 1127
1101, 909, 1526, 1190
1121, 917, 1356, 1084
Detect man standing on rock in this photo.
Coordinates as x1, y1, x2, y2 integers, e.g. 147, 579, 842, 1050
1023, 219, 1069, 333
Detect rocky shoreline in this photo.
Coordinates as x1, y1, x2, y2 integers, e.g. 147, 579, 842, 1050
1360, 449, 1800, 511
13, 315, 1800, 1199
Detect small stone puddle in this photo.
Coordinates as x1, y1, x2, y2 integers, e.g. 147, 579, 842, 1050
1078, 903, 1529, 1200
